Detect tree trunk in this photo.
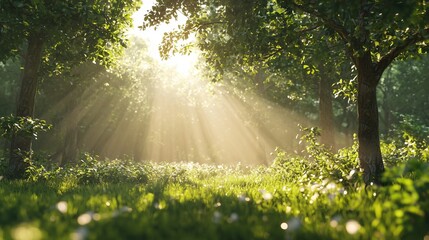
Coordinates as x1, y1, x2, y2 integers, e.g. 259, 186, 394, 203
7, 32, 44, 179
319, 76, 335, 149
356, 54, 384, 185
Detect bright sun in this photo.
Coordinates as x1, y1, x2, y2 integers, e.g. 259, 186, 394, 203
130, 0, 198, 76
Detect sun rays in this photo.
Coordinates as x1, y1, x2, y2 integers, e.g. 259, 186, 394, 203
37, 3, 309, 165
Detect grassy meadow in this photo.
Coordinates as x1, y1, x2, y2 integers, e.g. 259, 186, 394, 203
1, 134, 429, 240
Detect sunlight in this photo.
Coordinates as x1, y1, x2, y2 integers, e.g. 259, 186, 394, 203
39, 35, 307, 165
130, 0, 198, 75
130, 0, 201, 90
136, 75, 307, 164
37, 1, 310, 166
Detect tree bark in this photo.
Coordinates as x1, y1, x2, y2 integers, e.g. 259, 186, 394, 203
319, 75, 335, 149
356, 53, 384, 185
7, 32, 44, 179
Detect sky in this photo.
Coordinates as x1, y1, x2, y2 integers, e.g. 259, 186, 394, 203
129, 0, 198, 75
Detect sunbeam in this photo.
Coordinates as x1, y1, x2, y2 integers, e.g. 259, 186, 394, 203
36, 2, 311, 166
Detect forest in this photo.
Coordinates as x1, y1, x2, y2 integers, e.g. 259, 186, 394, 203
0, 0, 428, 239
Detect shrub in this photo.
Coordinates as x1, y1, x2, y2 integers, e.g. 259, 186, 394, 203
270, 126, 360, 187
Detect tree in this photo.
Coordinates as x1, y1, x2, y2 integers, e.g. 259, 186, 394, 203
144, 0, 429, 184
287, 1, 429, 184
0, 0, 140, 178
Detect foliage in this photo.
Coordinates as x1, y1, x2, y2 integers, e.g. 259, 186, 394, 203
394, 115, 429, 148
0, 0, 141, 67
0, 115, 52, 139
374, 159, 429, 239
270, 126, 360, 186
21, 153, 150, 185
378, 54, 429, 135
333, 74, 358, 104
380, 115, 429, 167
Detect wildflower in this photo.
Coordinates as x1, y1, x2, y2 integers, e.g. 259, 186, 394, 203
330, 215, 342, 228
347, 169, 357, 180
238, 194, 250, 202
262, 192, 273, 200
339, 188, 348, 195
326, 182, 336, 190
346, 220, 361, 234
77, 212, 95, 225
259, 190, 273, 200
56, 201, 68, 214
330, 219, 339, 228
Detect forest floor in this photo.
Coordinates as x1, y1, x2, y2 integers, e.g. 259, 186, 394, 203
1, 148, 429, 240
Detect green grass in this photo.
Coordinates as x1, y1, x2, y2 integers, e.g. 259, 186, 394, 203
1, 131, 429, 240
1, 157, 429, 240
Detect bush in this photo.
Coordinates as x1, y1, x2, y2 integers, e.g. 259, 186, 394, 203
0, 115, 52, 139
269, 126, 360, 187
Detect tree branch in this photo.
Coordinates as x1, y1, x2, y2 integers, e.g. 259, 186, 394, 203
290, 2, 351, 43
375, 27, 429, 77
289, 2, 359, 65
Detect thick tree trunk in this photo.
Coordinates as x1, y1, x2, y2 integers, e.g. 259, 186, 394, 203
319, 76, 335, 149
7, 32, 44, 179
356, 54, 384, 185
